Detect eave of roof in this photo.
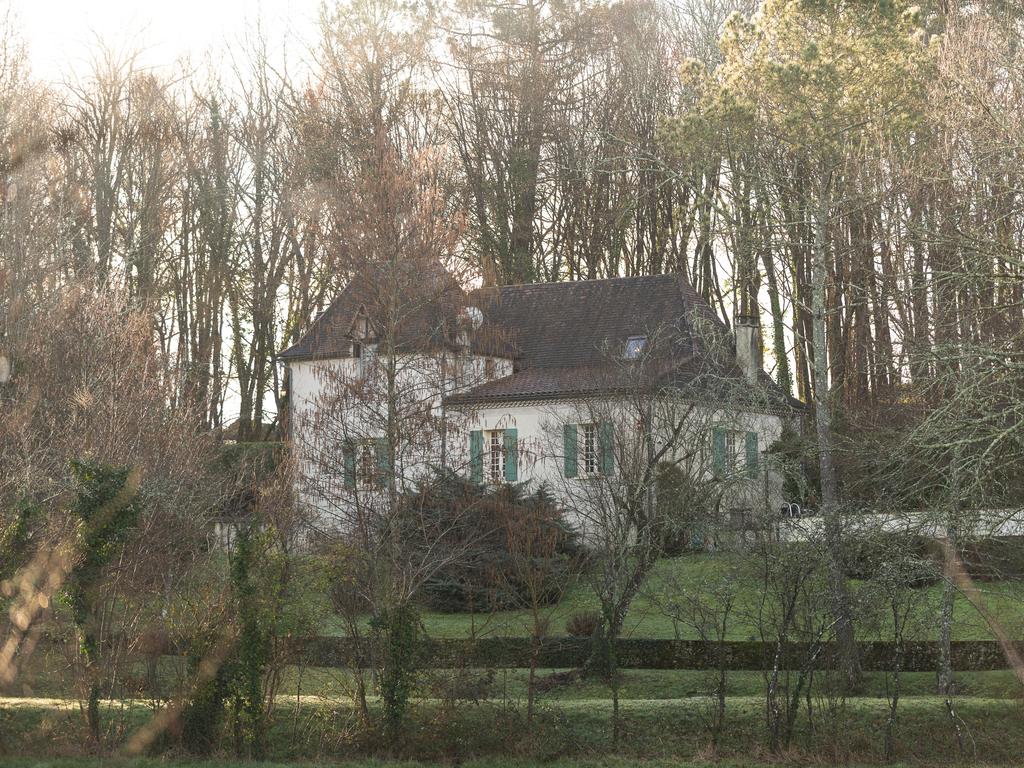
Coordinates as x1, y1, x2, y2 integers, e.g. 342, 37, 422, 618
445, 365, 801, 415
283, 269, 803, 412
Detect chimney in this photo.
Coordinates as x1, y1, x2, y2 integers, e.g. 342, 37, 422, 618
734, 315, 762, 384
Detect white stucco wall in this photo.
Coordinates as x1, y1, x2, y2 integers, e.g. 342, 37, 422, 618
288, 349, 787, 541
286, 351, 513, 532
460, 400, 786, 535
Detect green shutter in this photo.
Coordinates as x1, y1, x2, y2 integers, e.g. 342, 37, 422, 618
712, 427, 726, 476
504, 428, 518, 482
469, 430, 483, 483
375, 438, 391, 488
745, 431, 759, 478
342, 441, 356, 489
600, 421, 615, 476
563, 424, 578, 478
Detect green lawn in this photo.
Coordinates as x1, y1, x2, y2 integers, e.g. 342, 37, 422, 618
6, 554, 1024, 765
277, 666, 1024, 702
9, 654, 1023, 702
362, 553, 1024, 641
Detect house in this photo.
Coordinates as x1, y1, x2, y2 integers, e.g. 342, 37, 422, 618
280, 266, 797, 539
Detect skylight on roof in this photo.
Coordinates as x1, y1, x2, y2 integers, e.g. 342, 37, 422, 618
624, 335, 647, 360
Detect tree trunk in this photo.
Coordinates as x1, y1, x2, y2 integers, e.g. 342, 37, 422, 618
810, 173, 859, 690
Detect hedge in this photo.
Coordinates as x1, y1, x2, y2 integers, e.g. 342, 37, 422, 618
286, 636, 1024, 672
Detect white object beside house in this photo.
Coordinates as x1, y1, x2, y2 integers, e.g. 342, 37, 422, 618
280, 269, 797, 540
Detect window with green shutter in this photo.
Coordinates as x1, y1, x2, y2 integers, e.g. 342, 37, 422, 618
711, 426, 759, 479
712, 427, 726, 476
504, 428, 518, 482
471, 428, 516, 484
469, 430, 483, 483
566, 422, 613, 478
563, 424, 578, 478
599, 421, 615, 476
745, 431, 759, 478
374, 438, 392, 488
342, 441, 356, 489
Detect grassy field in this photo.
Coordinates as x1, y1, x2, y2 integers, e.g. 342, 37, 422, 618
354, 553, 1024, 641
3, 693, 1024, 764
5, 552, 1024, 765
277, 666, 1024, 701
12, 642, 1024, 702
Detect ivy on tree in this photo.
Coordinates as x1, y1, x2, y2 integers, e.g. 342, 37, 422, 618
65, 459, 142, 744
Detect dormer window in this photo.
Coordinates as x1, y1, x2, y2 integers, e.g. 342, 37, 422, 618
351, 309, 373, 358
353, 314, 369, 339
624, 335, 647, 360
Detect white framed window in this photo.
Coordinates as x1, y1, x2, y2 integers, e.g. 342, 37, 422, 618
724, 430, 743, 471
488, 429, 505, 482
564, 422, 611, 478
343, 437, 389, 490
581, 423, 599, 476
356, 441, 377, 486
711, 426, 759, 477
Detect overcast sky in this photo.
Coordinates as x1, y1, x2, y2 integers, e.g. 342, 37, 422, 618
17, 0, 324, 85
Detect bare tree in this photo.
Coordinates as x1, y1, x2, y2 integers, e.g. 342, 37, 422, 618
542, 316, 785, 745
289, 146, 492, 742
647, 557, 743, 754
0, 287, 217, 745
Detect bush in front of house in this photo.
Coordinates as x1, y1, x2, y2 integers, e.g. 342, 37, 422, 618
565, 611, 602, 638
842, 533, 940, 587
654, 462, 718, 556
397, 471, 581, 612
960, 536, 1024, 581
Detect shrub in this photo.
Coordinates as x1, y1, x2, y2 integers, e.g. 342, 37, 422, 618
397, 471, 581, 612
842, 533, 940, 587
65, 460, 143, 744
179, 632, 233, 756
322, 542, 374, 621
654, 462, 717, 556
371, 602, 422, 741
565, 611, 601, 638
960, 537, 1024, 581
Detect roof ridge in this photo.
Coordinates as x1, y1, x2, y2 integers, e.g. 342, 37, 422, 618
481, 273, 679, 291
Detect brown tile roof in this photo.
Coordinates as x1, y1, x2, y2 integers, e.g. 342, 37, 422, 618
466, 274, 721, 369
278, 262, 514, 361
446, 274, 795, 410
282, 268, 796, 411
